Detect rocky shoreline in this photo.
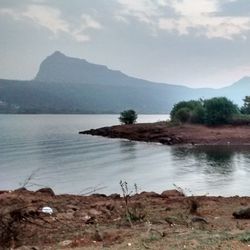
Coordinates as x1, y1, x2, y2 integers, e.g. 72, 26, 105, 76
80, 122, 250, 145
1, 188, 250, 249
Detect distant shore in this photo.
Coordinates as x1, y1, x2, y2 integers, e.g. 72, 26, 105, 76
80, 122, 250, 145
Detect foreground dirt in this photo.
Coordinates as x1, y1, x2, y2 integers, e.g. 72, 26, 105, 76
1, 188, 250, 250
80, 122, 250, 145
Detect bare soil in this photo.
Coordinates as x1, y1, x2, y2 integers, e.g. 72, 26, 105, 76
1, 188, 250, 249
80, 122, 250, 145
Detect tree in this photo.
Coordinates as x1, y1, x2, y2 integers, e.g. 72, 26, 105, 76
119, 109, 137, 124
170, 100, 205, 123
241, 96, 250, 114
204, 97, 238, 125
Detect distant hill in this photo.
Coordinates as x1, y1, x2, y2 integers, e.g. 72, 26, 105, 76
0, 51, 249, 114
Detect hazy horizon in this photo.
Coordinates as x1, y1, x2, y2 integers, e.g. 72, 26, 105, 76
1, 0, 250, 88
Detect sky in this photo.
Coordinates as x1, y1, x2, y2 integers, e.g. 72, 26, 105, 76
1, 0, 250, 88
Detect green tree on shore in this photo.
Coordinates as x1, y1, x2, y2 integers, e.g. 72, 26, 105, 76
119, 110, 137, 124
170, 100, 205, 124
204, 97, 238, 125
171, 97, 238, 125
241, 96, 250, 114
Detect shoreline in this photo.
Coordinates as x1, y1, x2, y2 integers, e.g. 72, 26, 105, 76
80, 122, 250, 146
1, 188, 250, 249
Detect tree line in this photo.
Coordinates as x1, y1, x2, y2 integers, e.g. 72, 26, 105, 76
171, 96, 250, 125
119, 96, 250, 126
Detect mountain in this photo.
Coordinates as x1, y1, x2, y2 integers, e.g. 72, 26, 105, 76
0, 51, 249, 114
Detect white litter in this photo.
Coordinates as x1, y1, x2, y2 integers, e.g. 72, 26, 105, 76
41, 206, 53, 215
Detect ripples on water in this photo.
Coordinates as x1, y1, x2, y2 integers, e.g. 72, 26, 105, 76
0, 114, 250, 196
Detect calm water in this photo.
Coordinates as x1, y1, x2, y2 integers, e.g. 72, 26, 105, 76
0, 114, 250, 196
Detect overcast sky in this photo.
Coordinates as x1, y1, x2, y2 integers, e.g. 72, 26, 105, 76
1, 0, 250, 88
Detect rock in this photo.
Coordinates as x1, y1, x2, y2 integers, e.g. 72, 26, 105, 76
58, 240, 73, 247
35, 188, 55, 196
161, 189, 185, 198
15, 246, 39, 250
89, 208, 102, 216
140, 191, 161, 198
91, 193, 107, 198
15, 187, 28, 192
109, 193, 120, 199
191, 216, 208, 224
74, 210, 88, 218
106, 202, 115, 211
159, 137, 172, 144
66, 205, 79, 213
233, 207, 250, 219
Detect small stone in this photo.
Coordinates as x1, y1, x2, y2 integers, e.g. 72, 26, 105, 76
58, 240, 73, 247
89, 208, 102, 216
191, 216, 208, 224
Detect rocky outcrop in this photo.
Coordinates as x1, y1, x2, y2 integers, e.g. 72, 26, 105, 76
80, 122, 185, 145
80, 123, 250, 146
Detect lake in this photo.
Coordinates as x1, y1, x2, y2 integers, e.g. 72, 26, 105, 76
0, 114, 250, 196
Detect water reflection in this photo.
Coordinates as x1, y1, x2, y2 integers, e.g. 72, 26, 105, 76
171, 145, 237, 175
119, 140, 137, 161
193, 146, 234, 175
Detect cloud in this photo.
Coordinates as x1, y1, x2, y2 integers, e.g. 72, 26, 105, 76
159, 0, 250, 39
116, 0, 161, 24
70, 14, 102, 42
116, 0, 250, 40
81, 14, 102, 29
0, 8, 21, 20
0, 4, 101, 42
159, 16, 250, 39
23, 5, 69, 35
169, 0, 218, 16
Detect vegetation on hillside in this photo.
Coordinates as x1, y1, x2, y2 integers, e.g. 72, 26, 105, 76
171, 96, 250, 125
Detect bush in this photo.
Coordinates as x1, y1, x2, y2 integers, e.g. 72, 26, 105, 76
170, 97, 239, 125
204, 97, 239, 125
241, 96, 250, 114
230, 114, 250, 125
119, 109, 137, 124
170, 100, 205, 124
174, 107, 191, 123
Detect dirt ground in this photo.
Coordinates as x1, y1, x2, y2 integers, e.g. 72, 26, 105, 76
1, 188, 250, 250
80, 123, 250, 145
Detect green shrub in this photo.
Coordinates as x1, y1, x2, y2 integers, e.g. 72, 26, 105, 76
170, 100, 204, 124
204, 97, 239, 125
170, 97, 239, 125
230, 114, 250, 125
174, 107, 191, 123
190, 105, 205, 123
241, 96, 250, 114
119, 109, 137, 124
